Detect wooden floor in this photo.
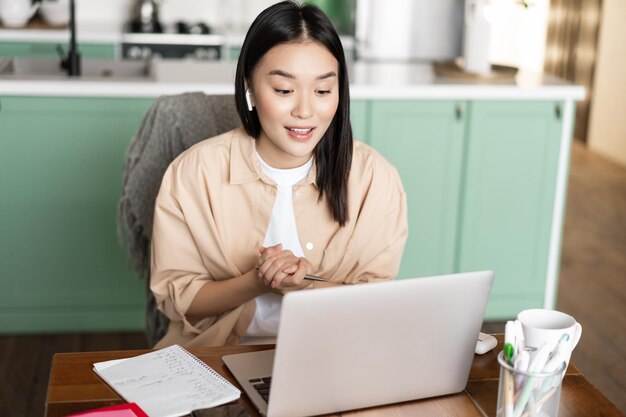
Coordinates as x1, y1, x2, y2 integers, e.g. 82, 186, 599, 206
0, 332, 149, 416
556, 140, 626, 413
1, 141, 625, 417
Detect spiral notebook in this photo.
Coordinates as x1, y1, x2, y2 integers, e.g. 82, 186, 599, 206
93, 344, 240, 417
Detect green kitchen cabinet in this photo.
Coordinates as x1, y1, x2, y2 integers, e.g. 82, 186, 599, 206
350, 99, 368, 141
0, 96, 367, 333
457, 101, 563, 318
0, 41, 116, 59
0, 96, 154, 332
0, 94, 568, 332
369, 101, 465, 278
365, 99, 564, 319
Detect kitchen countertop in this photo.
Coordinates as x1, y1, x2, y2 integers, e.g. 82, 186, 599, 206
0, 20, 123, 43
0, 21, 584, 101
0, 60, 586, 100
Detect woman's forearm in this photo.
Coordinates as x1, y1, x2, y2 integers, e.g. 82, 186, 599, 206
185, 269, 268, 320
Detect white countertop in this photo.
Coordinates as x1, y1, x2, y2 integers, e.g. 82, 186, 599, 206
0, 23, 584, 101
0, 60, 585, 100
0, 21, 123, 43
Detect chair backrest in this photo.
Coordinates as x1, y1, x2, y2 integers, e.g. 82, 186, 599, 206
118, 92, 241, 346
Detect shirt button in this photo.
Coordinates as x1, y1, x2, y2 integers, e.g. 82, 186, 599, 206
305, 242, 314, 250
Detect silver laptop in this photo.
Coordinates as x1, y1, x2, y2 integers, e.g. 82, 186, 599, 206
222, 270, 494, 417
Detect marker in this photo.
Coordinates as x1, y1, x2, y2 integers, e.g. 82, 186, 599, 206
504, 321, 516, 365
504, 343, 515, 366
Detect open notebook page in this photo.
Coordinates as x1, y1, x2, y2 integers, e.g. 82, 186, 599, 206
93, 345, 240, 417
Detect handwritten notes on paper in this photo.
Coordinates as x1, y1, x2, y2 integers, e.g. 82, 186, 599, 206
93, 345, 240, 417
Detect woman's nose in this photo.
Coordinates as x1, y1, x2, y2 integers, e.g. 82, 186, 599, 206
291, 93, 313, 119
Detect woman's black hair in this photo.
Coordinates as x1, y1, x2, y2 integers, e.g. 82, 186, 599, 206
234, 0, 352, 226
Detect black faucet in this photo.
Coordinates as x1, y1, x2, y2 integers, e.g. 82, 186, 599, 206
59, 0, 80, 76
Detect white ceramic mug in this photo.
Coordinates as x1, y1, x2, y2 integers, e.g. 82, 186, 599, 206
517, 309, 582, 368
0, 0, 39, 27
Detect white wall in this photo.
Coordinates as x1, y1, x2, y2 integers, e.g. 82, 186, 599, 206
587, 0, 626, 167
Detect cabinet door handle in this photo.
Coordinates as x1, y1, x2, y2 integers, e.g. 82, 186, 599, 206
455, 103, 464, 120
555, 103, 561, 120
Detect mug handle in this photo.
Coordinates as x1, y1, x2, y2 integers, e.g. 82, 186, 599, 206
572, 322, 582, 348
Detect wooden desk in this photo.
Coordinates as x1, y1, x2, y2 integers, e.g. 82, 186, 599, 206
46, 335, 622, 417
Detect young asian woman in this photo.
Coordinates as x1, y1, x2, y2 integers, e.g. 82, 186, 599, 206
150, 1, 408, 348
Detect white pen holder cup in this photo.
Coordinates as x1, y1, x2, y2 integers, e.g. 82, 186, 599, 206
517, 309, 582, 369
497, 351, 566, 417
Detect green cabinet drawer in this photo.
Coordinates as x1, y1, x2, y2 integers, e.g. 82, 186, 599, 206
0, 96, 154, 332
0, 41, 116, 59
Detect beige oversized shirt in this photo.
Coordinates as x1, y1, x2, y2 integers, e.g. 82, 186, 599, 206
151, 127, 408, 348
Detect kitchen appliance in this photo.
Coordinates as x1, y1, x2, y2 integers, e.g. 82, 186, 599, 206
124, 0, 221, 61
129, 0, 162, 34
121, 20, 222, 61
355, 0, 463, 61
463, 0, 491, 74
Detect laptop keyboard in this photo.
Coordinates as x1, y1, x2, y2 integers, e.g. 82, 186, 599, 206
249, 376, 272, 403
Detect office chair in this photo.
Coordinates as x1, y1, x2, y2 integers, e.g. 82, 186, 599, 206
118, 92, 241, 347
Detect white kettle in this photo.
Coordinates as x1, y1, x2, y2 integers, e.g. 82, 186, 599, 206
0, 0, 39, 28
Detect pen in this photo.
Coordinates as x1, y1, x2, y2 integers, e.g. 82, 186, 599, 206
503, 366, 514, 417
503, 321, 517, 417
539, 334, 569, 394
513, 350, 530, 388
513, 342, 553, 417
513, 319, 525, 356
514, 350, 530, 373
541, 334, 569, 373
529, 342, 553, 373
304, 274, 329, 282
255, 265, 329, 282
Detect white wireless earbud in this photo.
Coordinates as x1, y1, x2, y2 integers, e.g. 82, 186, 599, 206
245, 89, 254, 111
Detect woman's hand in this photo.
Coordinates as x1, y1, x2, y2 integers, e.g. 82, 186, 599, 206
256, 244, 313, 292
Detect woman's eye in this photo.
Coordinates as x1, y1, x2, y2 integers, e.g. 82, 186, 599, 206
274, 89, 292, 95
316, 90, 332, 96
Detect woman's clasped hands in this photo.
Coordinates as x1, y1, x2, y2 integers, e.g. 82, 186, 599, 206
255, 244, 313, 293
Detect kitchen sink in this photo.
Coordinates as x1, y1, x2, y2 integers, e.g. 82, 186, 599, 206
0, 57, 154, 80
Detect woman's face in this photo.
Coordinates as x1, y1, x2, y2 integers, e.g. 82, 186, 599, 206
249, 41, 340, 169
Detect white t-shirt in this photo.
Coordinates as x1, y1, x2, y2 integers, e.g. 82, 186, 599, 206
242, 153, 313, 342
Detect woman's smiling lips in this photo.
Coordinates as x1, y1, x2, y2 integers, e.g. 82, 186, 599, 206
285, 126, 316, 140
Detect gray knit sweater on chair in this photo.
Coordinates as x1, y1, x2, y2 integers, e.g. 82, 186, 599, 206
117, 92, 241, 346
